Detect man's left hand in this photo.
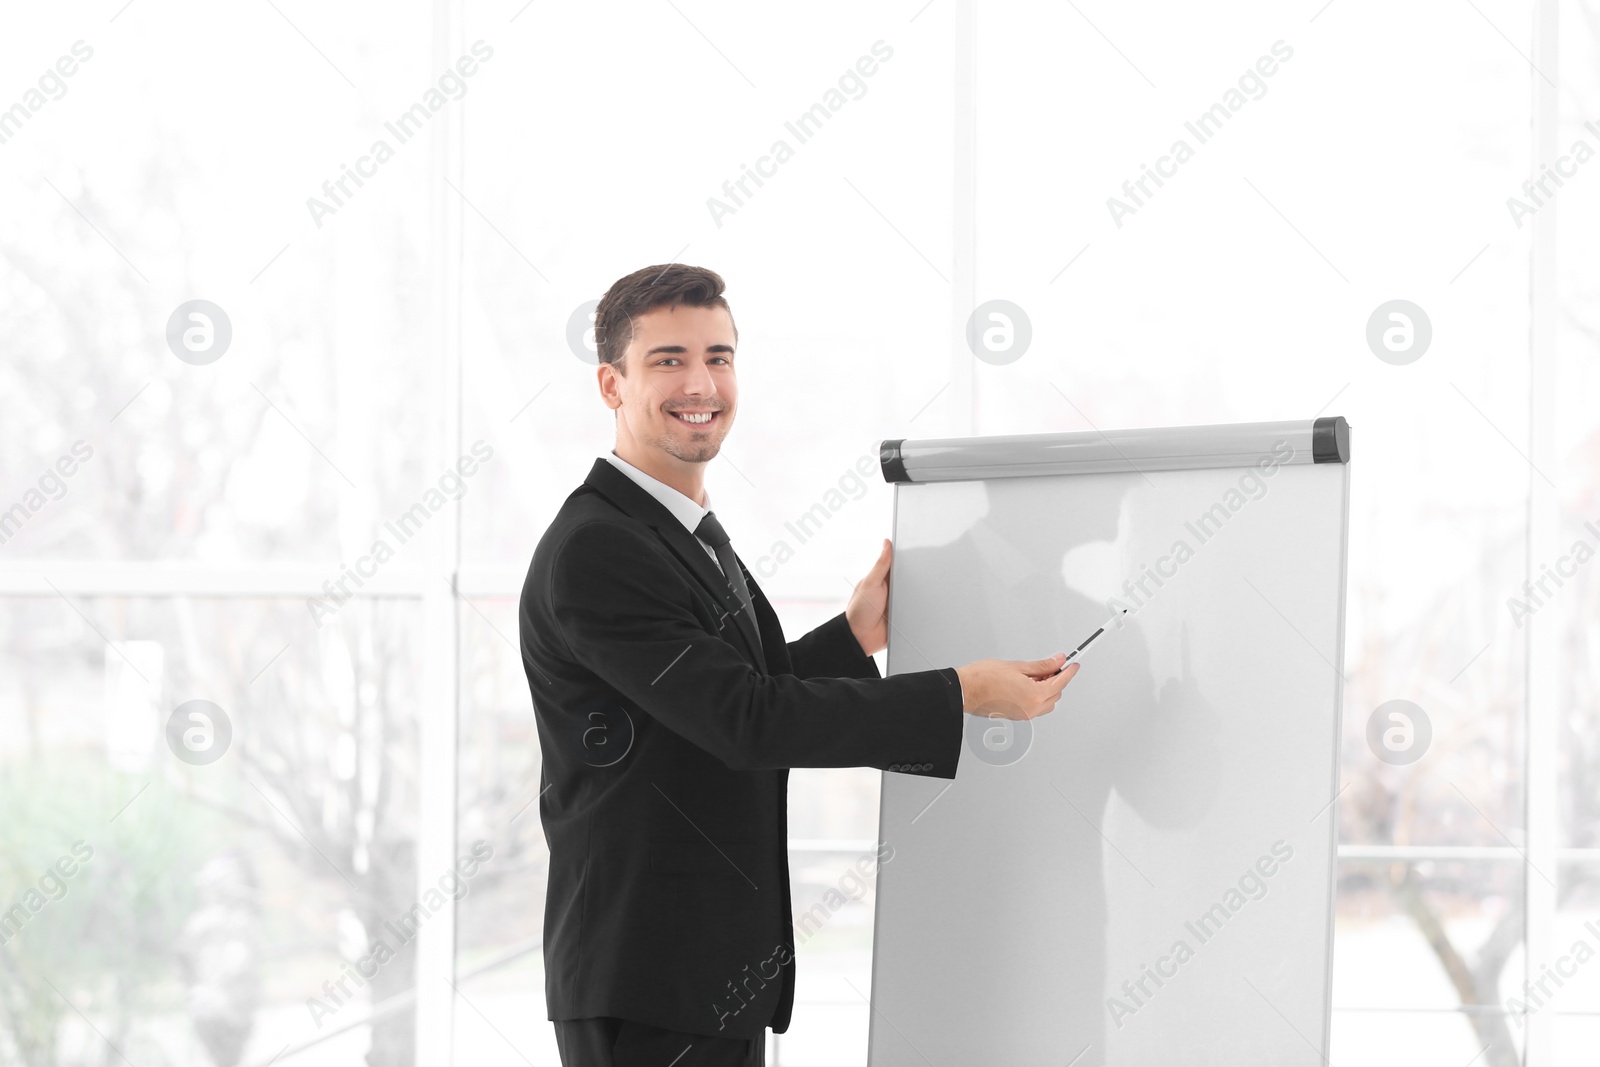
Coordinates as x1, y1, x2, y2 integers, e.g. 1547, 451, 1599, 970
846, 538, 893, 657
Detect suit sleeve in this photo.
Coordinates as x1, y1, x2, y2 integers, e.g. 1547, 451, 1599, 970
549, 521, 963, 775
785, 611, 881, 682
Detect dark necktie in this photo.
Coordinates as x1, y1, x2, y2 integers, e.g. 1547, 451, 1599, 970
694, 510, 763, 657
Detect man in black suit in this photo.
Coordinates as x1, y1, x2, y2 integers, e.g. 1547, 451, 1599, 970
519, 263, 1080, 1066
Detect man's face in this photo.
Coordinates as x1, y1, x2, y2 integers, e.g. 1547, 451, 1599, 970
601, 303, 738, 466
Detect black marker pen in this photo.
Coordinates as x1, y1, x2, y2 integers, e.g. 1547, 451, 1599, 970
1054, 610, 1129, 674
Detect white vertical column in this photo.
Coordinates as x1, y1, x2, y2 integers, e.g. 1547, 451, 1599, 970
951, 0, 977, 436
415, 0, 465, 1060
1525, 0, 1559, 1063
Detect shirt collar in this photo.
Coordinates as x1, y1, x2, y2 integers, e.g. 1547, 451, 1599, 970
602, 451, 711, 537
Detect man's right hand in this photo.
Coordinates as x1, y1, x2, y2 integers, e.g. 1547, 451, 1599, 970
954, 653, 1079, 720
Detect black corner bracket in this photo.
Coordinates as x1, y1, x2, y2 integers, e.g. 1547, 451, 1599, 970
880, 439, 909, 483
1311, 416, 1350, 464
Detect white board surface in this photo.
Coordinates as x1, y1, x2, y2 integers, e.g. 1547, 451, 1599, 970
869, 453, 1350, 1066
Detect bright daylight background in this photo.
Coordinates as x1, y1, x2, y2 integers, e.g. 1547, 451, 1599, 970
1, 0, 1597, 1064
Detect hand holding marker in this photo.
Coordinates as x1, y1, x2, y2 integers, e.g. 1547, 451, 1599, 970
1054, 610, 1129, 674
954, 609, 1116, 718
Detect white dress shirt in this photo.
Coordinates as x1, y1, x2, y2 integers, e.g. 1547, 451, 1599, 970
602, 451, 724, 572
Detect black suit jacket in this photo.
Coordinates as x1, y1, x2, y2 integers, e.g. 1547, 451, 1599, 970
518, 457, 964, 1039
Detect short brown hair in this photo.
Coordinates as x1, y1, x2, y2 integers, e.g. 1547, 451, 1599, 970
593, 263, 737, 374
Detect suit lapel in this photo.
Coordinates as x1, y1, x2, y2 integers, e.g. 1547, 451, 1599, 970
583, 459, 766, 667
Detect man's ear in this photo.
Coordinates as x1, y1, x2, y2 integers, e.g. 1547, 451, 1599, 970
597, 351, 630, 412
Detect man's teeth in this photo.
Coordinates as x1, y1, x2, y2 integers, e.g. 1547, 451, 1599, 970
674, 411, 715, 423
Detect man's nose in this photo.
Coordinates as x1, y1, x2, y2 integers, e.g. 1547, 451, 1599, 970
679, 361, 718, 397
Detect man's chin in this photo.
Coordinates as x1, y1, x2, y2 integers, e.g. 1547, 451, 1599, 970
663, 438, 724, 464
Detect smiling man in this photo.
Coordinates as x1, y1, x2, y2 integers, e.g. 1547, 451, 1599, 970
518, 263, 1078, 1067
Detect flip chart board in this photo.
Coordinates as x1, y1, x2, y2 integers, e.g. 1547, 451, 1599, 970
868, 418, 1351, 1066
